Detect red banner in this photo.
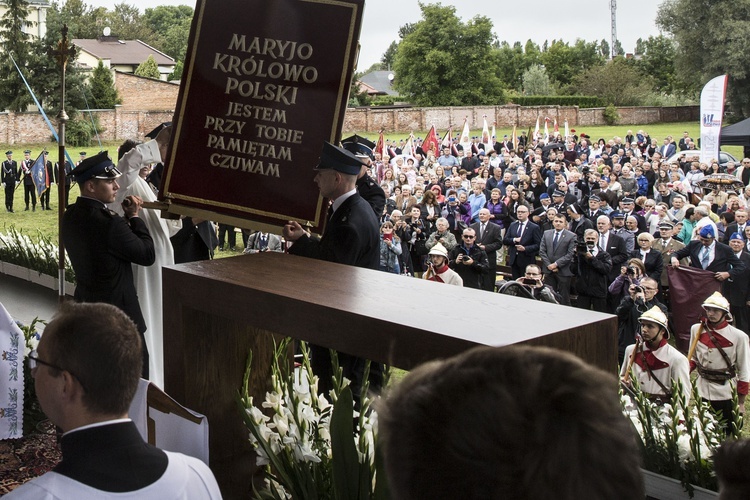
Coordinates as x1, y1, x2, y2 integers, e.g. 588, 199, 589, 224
160, 0, 365, 233
667, 266, 722, 352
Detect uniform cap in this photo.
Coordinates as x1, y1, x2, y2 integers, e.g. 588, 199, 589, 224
729, 232, 744, 242
145, 122, 172, 139
621, 197, 635, 204
428, 242, 449, 259
611, 211, 626, 219
698, 225, 715, 239
639, 306, 670, 338
702, 291, 732, 317
539, 193, 550, 200
589, 194, 601, 202
658, 221, 675, 230
315, 142, 365, 175
341, 134, 375, 160
23, 150, 30, 154
5, 151, 11, 155
71, 151, 121, 182
552, 189, 565, 197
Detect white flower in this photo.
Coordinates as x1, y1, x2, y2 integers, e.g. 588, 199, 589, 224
263, 391, 284, 411
273, 413, 289, 436
294, 442, 321, 463
247, 406, 269, 425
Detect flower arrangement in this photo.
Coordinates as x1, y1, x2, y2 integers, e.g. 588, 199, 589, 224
238, 338, 387, 499
17, 317, 46, 435
621, 377, 737, 496
0, 226, 75, 282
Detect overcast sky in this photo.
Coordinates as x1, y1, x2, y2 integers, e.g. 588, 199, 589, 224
88, 0, 665, 69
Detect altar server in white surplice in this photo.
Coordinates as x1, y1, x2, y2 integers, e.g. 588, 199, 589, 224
112, 126, 180, 388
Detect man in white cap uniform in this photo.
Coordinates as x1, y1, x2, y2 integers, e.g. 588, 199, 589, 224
423, 243, 463, 286
621, 306, 690, 404
688, 291, 750, 425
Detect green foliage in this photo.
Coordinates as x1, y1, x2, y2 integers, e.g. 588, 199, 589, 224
103, 3, 158, 45
134, 55, 161, 80
634, 35, 677, 94
392, 4, 504, 106
381, 40, 398, 70
508, 95, 605, 108
521, 64, 553, 96
168, 60, 183, 82
0, 0, 34, 111
66, 113, 102, 147
370, 95, 403, 106
46, 0, 104, 39
657, 0, 750, 117
539, 39, 606, 88
603, 104, 620, 126
492, 41, 532, 91
88, 60, 120, 108
570, 57, 654, 106
143, 5, 193, 61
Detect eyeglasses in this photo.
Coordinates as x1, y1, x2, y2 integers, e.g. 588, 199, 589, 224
28, 349, 87, 391
28, 349, 65, 372
462, 235, 475, 239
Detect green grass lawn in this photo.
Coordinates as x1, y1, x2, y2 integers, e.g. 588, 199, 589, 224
361, 121, 745, 161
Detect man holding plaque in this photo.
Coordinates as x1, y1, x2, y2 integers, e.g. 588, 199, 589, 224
283, 141, 381, 399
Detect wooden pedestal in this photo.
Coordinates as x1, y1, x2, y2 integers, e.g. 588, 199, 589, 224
163, 252, 617, 498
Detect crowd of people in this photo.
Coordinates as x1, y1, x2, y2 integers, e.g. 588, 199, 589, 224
348, 128, 750, 432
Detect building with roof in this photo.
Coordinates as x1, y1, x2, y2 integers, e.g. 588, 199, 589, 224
73, 36, 176, 81
0, 0, 50, 40
358, 70, 398, 96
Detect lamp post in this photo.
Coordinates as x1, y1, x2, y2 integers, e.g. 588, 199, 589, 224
50, 25, 76, 301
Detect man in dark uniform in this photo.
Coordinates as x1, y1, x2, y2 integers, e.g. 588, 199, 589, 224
283, 142, 381, 399
39, 150, 53, 210
55, 158, 75, 207
62, 151, 155, 378
20, 149, 36, 211
341, 134, 385, 218
1, 150, 18, 212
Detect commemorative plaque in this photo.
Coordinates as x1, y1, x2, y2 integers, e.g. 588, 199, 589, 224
160, 0, 365, 233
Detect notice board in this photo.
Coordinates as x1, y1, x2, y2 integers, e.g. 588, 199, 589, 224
160, 0, 365, 233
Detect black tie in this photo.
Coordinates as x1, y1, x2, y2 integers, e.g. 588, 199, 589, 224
552, 232, 560, 250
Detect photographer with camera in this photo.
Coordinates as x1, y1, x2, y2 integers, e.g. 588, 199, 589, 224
449, 227, 489, 289
615, 276, 666, 365
575, 229, 612, 313
513, 264, 561, 303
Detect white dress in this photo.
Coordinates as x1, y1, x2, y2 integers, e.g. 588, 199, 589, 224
113, 141, 181, 388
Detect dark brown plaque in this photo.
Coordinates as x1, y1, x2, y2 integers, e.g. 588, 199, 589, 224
160, 0, 364, 233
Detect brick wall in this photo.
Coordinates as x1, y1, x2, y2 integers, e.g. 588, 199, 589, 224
342, 105, 700, 133
114, 71, 179, 112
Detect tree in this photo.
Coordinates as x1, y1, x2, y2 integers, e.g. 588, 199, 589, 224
540, 39, 605, 89
45, 0, 103, 39
135, 55, 161, 79
392, 3, 504, 106
634, 35, 676, 93
104, 3, 158, 45
88, 60, 120, 108
381, 40, 398, 70
570, 57, 653, 106
0, 0, 34, 110
143, 5, 193, 61
599, 39, 610, 58
522, 65, 553, 95
492, 41, 532, 91
657, 0, 750, 116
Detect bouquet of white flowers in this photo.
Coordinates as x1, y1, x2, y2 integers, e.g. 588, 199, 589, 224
621, 377, 737, 495
238, 338, 387, 500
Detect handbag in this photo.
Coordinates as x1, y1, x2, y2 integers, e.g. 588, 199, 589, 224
413, 237, 429, 256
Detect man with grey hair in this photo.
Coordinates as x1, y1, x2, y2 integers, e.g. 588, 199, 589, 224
471, 208, 503, 291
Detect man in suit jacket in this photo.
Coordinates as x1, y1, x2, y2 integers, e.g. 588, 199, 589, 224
245, 230, 283, 253
20, 149, 36, 211
660, 138, 676, 159
722, 209, 748, 244
284, 142, 381, 399
725, 232, 750, 334
596, 215, 629, 282
471, 208, 504, 291
670, 225, 746, 283
62, 151, 155, 378
1, 150, 18, 212
9, 302, 221, 499
503, 204, 542, 279
539, 214, 577, 305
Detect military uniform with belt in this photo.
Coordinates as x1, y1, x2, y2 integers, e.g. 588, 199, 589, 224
1, 150, 18, 212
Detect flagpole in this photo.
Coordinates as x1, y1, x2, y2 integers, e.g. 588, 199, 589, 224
50, 25, 76, 302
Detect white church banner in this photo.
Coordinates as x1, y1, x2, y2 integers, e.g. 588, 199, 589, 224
699, 74, 728, 165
